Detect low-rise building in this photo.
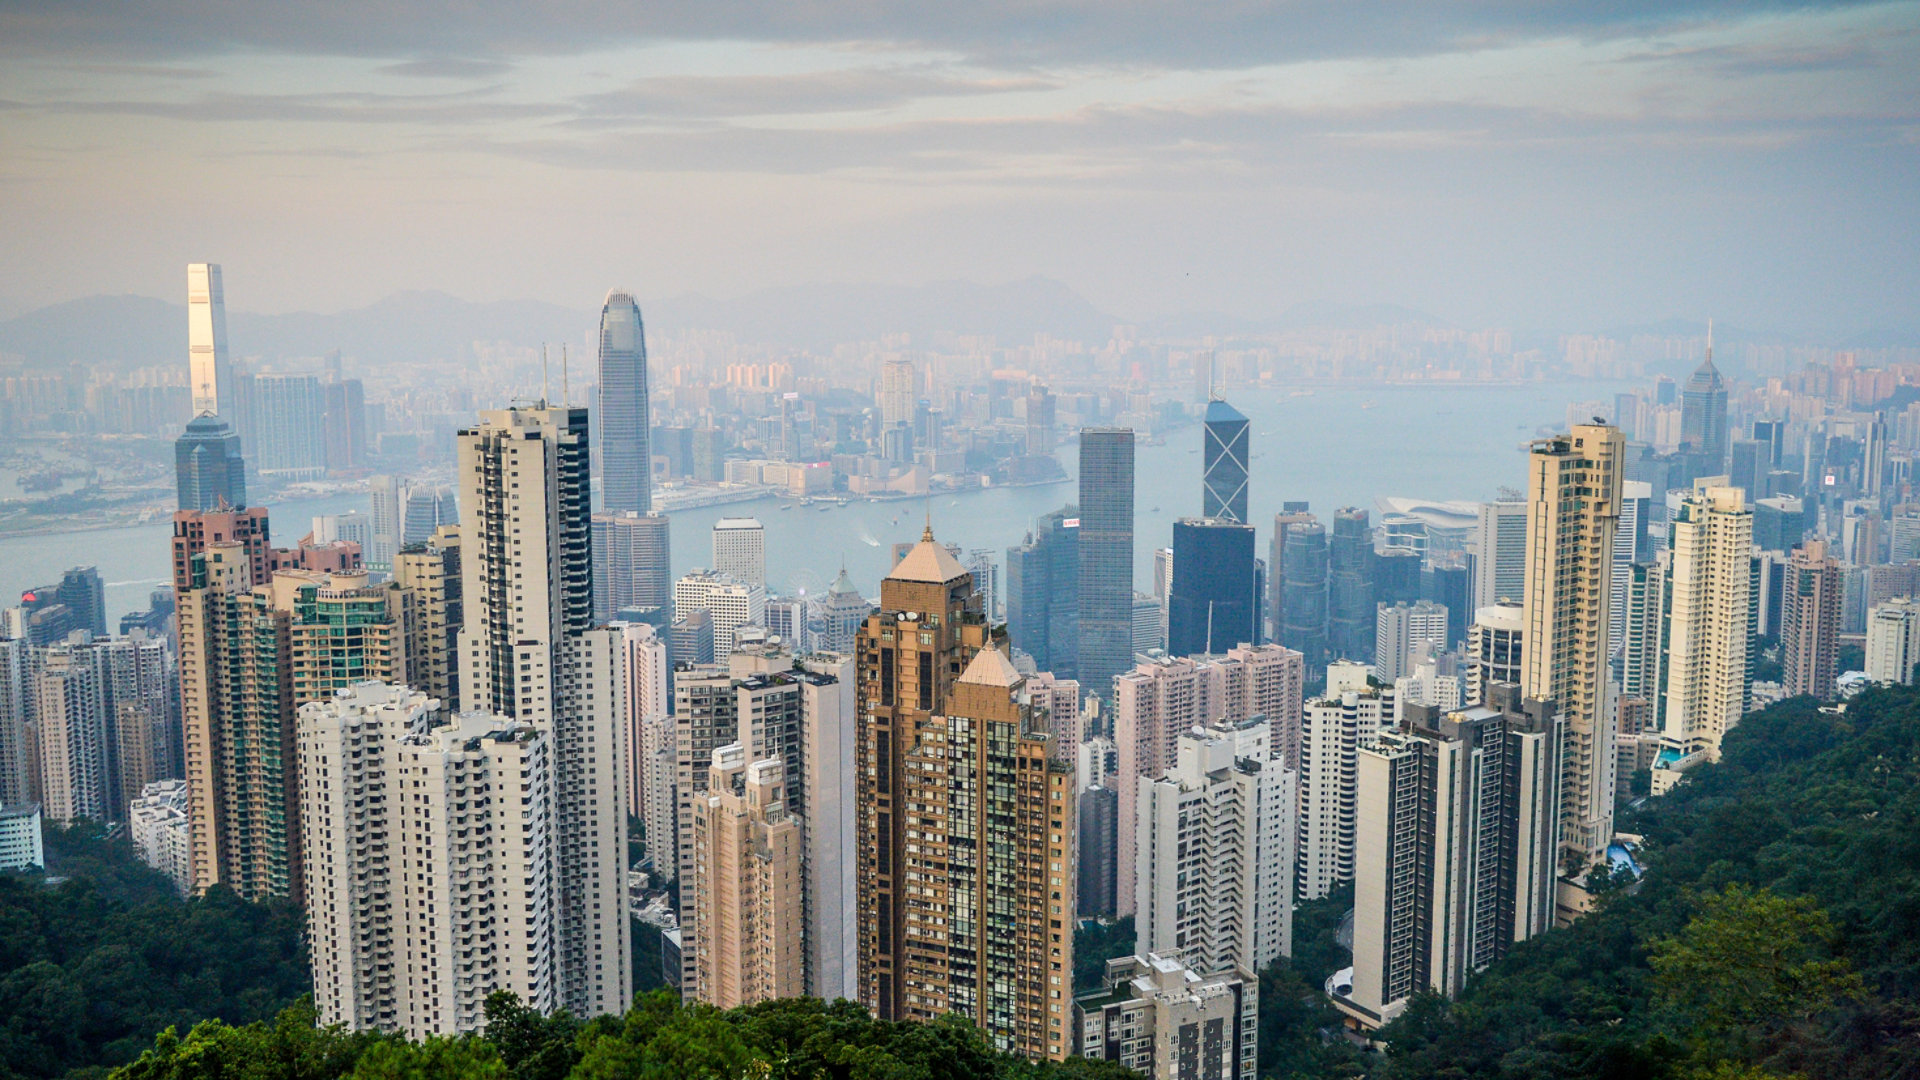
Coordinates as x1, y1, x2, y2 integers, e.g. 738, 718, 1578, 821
1073, 953, 1257, 1080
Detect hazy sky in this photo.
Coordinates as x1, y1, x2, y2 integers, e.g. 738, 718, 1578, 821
2, 2, 1916, 336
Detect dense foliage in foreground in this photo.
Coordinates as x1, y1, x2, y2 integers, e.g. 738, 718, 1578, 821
0, 824, 309, 1080
1362, 686, 1920, 1079
114, 991, 1140, 1080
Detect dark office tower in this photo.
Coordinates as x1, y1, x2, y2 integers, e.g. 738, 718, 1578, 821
1026, 383, 1056, 456
1680, 326, 1729, 473
1372, 548, 1422, 607
1654, 375, 1677, 406
1202, 398, 1250, 524
1006, 506, 1079, 676
1328, 508, 1375, 661
1282, 521, 1329, 669
691, 426, 725, 482
1268, 502, 1313, 643
1729, 439, 1763, 496
1422, 557, 1470, 650
670, 608, 715, 667
592, 510, 672, 623
58, 567, 107, 638
175, 414, 248, 510
597, 291, 651, 514
1168, 518, 1259, 657
1753, 418, 1786, 466
1077, 783, 1118, 918
1078, 429, 1135, 700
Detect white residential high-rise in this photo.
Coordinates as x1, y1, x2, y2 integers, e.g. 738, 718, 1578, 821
712, 518, 768, 590
621, 623, 671, 820
1866, 597, 1920, 685
187, 263, 232, 420
1336, 686, 1562, 1030
0, 638, 30, 808
129, 779, 192, 896
1394, 652, 1464, 720
368, 475, 404, 569
455, 404, 629, 1020
1522, 424, 1624, 859
1134, 717, 1294, 977
1652, 481, 1752, 786
1295, 661, 1394, 901
1466, 603, 1523, 706
673, 570, 766, 655
638, 713, 677, 879
1470, 501, 1528, 612
1610, 481, 1654, 654
1110, 645, 1303, 917
1073, 954, 1258, 1080
298, 683, 555, 1039
796, 651, 859, 1001
1374, 600, 1448, 682
34, 640, 109, 824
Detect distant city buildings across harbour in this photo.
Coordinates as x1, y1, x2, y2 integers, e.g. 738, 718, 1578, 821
1, 382, 1633, 625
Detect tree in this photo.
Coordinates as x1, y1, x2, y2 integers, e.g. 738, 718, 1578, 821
1650, 885, 1862, 1038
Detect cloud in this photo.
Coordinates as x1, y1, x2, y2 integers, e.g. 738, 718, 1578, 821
0, 1, 1898, 69
376, 56, 514, 78
25, 86, 566, 125
572, 67, 1057, 121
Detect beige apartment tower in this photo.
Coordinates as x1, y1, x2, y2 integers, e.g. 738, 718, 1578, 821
1652, 480, 1752, 789
856, 529, 1076, 1062
1781, 540, 1842, 700
1521, 423, 1623, 858
689, 745, 806, 1008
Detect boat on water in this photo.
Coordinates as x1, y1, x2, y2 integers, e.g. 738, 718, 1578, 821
779, 504, 793, 510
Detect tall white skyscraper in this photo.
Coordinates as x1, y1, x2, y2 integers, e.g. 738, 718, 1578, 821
455, 404, 629, 1019
621, 623, 671, 820
1610, 481, 1654, 654
712, 518, 768, 590
598, 291, 652, 515
1650, 481, 1752, 793
1866, 597, 1920, 685
1134, 716, 1294, 976
299, 683, 556, 1039
1470, 501, 1528, 612
1373, 600, 1449, 682
879, 358, 917, 429
187, 263, 232, 420
368, 475, 404, 569
1295, 662, 1394, 901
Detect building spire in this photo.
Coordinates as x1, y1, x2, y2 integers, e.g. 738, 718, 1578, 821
1706, 318, 1714, 363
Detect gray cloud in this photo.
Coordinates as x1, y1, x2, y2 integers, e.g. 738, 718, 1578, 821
0, 1, 1897, 69
572, 67, 1057, 121
25, 86, 565, 125
376, 56, 514, 78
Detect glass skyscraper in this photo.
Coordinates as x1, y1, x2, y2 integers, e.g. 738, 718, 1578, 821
175, 414, 248, 511
1005, 505, 1079, 675
1282, 519, 1329, 669
1167, 518, 1259, 656
1078, 428, 1135, 700
597, 291, 651, 514
187, 262, 232, 421
1202, 398, 1250, 523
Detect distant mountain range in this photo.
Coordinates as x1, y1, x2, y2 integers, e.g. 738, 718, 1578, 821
2, 281, 1911, 373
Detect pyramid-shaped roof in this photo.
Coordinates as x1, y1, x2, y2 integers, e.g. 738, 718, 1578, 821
829, 566, 862, 596
888, 525, 968, 584
958, 645, 1022, 688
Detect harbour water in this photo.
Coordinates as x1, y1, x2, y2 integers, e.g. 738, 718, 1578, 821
0, 382, 1631, 623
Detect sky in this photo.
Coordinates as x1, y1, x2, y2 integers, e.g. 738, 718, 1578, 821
1, 1, 1917, 338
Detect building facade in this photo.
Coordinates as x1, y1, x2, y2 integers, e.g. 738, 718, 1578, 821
598, 291, 652, 515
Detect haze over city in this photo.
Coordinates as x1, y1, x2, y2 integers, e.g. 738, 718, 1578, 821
2, 5, 1920, 1080
3, 1, 1917, 337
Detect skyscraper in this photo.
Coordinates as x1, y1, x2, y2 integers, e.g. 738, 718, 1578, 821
1167, 518, 1259, 657
689, 745, 806, 1008
1337, 686, 1561, 1030
1134, 717, 1294, 977
598, 291, 652, 515
1079, 429, 1135, 701
1469, 501, 1528, 612
1373, 600, 1449, 682
1267, 503, 1314, 643
1781, 540, 1842, 700
175, 415, 248, 511
1295, 663, 1394, 901
1202, 399, 1250, 524
1006, 506, 1079, 676
1652, 481, 1752, 787
1680, 327, 1729, 475
592, 510, 672, 622
855, 530, 1076, 1061
368, 475, 404, 569
455, 404, 630, 1019
1281, 519, 1329, 670
673, 570, 765, 656
187, 263, 232, 421
819, 568, 873, 655
251, 373, 328, 480
1610, 481, 1654, 654
712, 517, 767, 590
1328, 508, 1374, 661
1522, 424, 1623, 859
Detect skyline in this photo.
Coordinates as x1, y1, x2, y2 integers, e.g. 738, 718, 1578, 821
2, 3, 1916, 338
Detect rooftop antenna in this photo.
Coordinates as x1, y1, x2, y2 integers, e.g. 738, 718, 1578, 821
1706, 318, 1714, 363
923, 502, 934, 543
541, 344, 551, 407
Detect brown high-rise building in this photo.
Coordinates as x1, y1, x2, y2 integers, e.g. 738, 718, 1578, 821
1781, 540, 1842, 700
856, 527, 1077, 1062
